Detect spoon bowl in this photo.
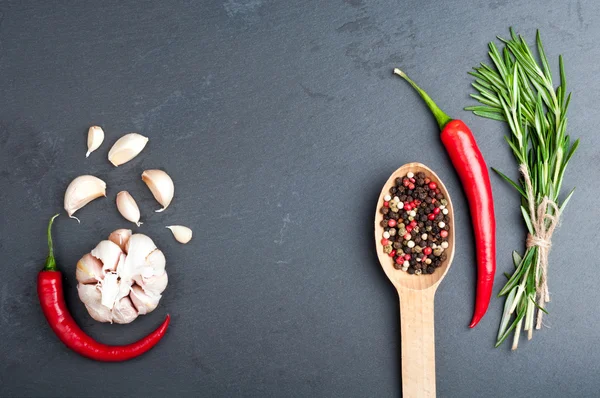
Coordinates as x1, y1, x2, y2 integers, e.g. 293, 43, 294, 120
375, 162, 455, 290
374, 162, 455, 398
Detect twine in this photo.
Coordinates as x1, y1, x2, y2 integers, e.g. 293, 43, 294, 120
520, 164, 560, 329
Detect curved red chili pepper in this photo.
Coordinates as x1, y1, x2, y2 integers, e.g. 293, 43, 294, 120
394, 69, 496, 328
38, 215, 170, 361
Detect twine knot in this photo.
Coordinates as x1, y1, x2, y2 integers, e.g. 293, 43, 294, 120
520, 164, 560, 329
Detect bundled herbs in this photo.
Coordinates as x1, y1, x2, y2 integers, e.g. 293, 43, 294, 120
466, 29, 579, 349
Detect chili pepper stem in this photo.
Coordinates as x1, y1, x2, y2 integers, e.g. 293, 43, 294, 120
393, 68, 453, 130
43, 214, 60, 271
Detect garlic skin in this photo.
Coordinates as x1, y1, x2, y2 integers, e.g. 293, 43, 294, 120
86, 126, 104, 158
142, 170, 174, 212
64, 175, 107, 221
108, 133, 149, 166
76, 231, 168, 324
166, 225, 193, 244
116, 191, 142, 226
108, 229, 132, 252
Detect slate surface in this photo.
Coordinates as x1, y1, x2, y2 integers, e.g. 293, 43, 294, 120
0, 1, 598, 397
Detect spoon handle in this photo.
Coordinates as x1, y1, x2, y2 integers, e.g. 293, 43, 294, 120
398, 288, 437, 398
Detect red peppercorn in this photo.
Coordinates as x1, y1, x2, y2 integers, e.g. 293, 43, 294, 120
428, 182, 437, 190
440, 230, 448, 238
403, 233, 411, 240
410, 220, 417, 227
433, 207, 440, 215
428, 214, 436, 220
388, 219, 397, 227
415, 200, 421, 206
431, 198, 436, 203
395, 256, 403, 264
408, 183, 415, 190
409, 177, 415, 183
403, 179, 410, 187
384, 201, 389, 207
404, 254, 411, 260
423, 247, 432, 255
406, 225, 413, 232
404, 204, 411, 211
389, 250, 396, 257
381, 239, 390, 246
424, 178, 431, 184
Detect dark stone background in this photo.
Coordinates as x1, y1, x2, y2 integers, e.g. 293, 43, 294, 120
0, 1, 597, 396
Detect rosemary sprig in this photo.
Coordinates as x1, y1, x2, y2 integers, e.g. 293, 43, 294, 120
466, 29, 579, 349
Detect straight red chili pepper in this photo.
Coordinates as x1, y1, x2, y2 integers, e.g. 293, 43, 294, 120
38, 214, 170, 361
394, 69, 496, 328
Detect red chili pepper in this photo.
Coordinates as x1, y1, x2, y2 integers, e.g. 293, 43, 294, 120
395, 69, 496, 328
38, 215, 171, 361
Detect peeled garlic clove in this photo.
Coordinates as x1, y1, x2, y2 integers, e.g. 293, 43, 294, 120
64, 175, 107, 221
78, 284, 113, 323
86, 126, 104, 158
166, 225, 192, 244
108, 133, 149, 166
76, 253, 104, 284
111, 297, 139, 324
130, 284, 161, 315
91, 240, 123, 272
108, 229, 132, 252
116, 191, 142, 226
142, 170, 174, 212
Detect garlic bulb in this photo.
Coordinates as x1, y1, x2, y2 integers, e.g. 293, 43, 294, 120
76, 230, 168, 324
64, 175, 107, 221
108, 133, 149, 166
142, 170, 174, 212
86, 126, 104, 158
166, 225, 193, 244
116, 191, 142, 226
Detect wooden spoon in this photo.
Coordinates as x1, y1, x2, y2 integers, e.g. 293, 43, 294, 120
374, 162, 455, 398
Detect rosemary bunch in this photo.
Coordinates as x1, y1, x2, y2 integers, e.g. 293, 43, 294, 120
466, 29, 579, 349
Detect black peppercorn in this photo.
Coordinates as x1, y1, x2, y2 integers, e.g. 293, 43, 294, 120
390, 186, 397, 194
427, 266, 435, 274
408, 267, 415, 274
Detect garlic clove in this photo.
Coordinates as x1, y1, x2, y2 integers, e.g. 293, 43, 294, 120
142, 170, 174, 212
108, 229, 132, 252
64, 175, 107, 221
166, 225, 193, 244
112, 297, 139, 324
120, 234, 157, 282
77, 284, 113, 323
86, 126, 104, 158
91, 240, 123, 272
76, 253, 104, 284
130, 284, 161, 315
145, 249, 166, 276
135, 271, 169, 297
108, 133, 149, 166
116, 191, 142, 226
